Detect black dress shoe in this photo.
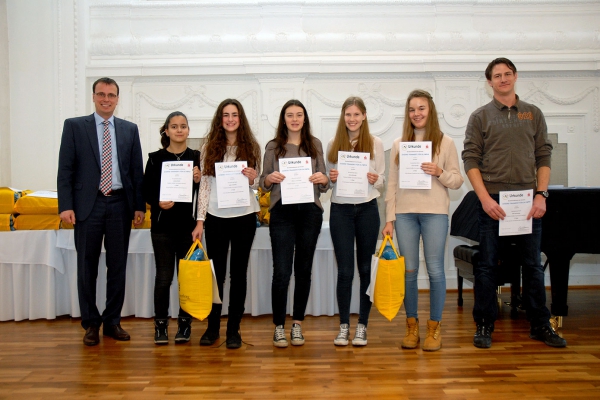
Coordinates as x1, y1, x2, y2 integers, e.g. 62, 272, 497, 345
103, 324, 131, 341
83, 326, 100, 346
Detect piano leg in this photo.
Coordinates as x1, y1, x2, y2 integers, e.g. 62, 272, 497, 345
546, 255, 574, 321
457, 269, 464, 307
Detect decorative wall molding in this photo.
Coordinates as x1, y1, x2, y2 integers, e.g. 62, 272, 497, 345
135, 86, 260, 133
521, 83, 599, 132
85, 0, 600, 68
89, 1, 600, 8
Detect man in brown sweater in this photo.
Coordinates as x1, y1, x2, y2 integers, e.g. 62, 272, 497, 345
462, 57, 566, 349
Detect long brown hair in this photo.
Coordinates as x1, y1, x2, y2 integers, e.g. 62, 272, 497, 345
271, 99, 318, 159
395, 89, 443, 164
202, 99, 261, 177
327, 96, 374, 164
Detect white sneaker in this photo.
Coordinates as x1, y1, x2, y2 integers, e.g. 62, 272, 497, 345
352, 323, 367, 346
333, 323, 349, 346
273, 325, 288, 348
290, 323, 305, 346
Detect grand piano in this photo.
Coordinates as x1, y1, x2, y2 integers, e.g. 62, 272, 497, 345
451, 187, 600, 325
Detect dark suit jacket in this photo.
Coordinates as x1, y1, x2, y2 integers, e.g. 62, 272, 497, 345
57, 113, 145, 222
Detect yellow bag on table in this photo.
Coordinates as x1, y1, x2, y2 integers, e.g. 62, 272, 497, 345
0, 187, 22, 214
14, 214, 61, 230
0, 214, 15, 231
368, 235, 405, 321
13, 191, 58, 215
178, 240, 221, 321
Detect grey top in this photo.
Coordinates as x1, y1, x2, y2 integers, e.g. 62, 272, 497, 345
259, 139, 330, 210
462, 96, 553, 194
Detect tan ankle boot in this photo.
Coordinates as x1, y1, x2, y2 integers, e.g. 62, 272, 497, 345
423, 320, 441, 351
401, 317, 420, 349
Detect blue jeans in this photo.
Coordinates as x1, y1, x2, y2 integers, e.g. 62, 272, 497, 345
330, 199, 379, 326
269, 201, 323, 327
474, 195, 550, 328
395, 213, 448, 322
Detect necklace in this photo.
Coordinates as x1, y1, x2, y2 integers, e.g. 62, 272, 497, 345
171, 149, 186, 160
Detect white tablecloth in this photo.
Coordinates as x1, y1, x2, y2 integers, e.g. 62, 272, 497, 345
0, 223, 360, 321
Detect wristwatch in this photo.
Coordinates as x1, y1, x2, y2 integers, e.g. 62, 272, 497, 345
535, 190, 549, 198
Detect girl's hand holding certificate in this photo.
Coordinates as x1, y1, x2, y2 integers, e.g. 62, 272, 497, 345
242, 167, 258, 185
309, 171, 328, 185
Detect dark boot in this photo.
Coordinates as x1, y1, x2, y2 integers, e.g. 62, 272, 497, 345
226, 312, 243, 349
200, 308, 221, 346
175, 317, 192, 343
154, 318, 169, 345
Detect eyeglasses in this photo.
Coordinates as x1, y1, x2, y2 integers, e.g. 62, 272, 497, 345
94, 92, 118, 100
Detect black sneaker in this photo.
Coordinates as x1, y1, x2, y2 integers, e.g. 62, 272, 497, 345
473, 323, 494, 348
175, 317, 191, 343
226, 331, 242, 349
199, 329, 220, 346
530, 325, 567, 348
154, 319, 169, 345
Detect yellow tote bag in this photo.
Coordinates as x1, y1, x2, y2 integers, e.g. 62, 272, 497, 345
178, 240, 214, 321
372, 235, 405, 321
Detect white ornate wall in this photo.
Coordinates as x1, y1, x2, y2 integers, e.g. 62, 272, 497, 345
2, 0, 600, 287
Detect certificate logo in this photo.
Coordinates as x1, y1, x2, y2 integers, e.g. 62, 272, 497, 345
401, 144, 408, 150
502, 193, 509, 200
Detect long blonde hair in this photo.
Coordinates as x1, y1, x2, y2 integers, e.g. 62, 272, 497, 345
327, 96, 374, 164
395, 89, 443, 164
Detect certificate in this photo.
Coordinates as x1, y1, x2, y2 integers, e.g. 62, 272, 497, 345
336, 151, 369, 198
279, 157, 314, 205
159, 161, 193, 202
399, 141, 432, 189
499, 189, 533, 236
215, 161, 250, 209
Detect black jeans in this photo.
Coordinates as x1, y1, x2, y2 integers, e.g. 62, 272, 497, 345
151, 231, 192, 320
474, 194, 551, 329
204, 212, 257, 334
330, 199, 379, 326
269, 201, 323, 327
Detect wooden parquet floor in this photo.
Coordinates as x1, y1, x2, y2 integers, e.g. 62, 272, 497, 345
1, 288, 599, 399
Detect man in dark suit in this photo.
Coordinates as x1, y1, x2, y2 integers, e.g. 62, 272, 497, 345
58, 77, 145, 346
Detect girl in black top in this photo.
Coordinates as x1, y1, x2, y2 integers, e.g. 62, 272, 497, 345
143, 111, 200, 345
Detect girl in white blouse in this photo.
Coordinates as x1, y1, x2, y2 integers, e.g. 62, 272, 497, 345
191, 99, 261, 349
